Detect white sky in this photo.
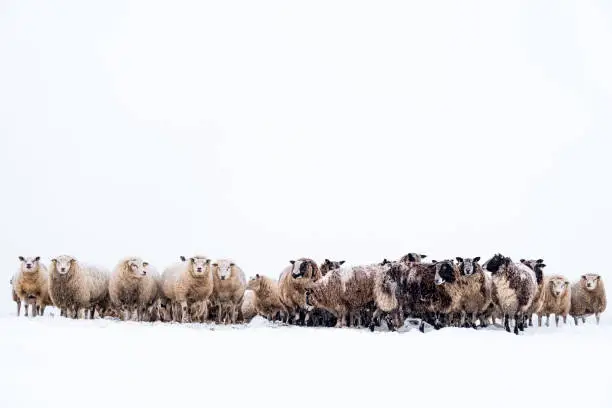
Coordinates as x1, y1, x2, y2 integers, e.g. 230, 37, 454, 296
1, 1, 611, 306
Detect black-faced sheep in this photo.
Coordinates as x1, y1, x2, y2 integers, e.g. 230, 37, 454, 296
109, 257, 159, 321
483, 254, 537, 334
278, 258, 321, 325
320, 259, 345, 276
400, 253, 427, 264
520, 258, 546, 327
12, 256, 52, 317
161, 255, 214, 323
211, 259, 246, 324
536, 275, 571, 327
48, 255, 110, 319
570, 274, 606, 325
455, 256, 492, 328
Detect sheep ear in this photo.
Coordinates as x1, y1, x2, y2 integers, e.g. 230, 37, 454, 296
536, 259, 544, 264
205, 259, 211, 264
18, 256, 25, 262
420, 254, 427, 259
180, 256, 186, 262
565, 281, 570, 285
230, 262, 235, 267
456, 257, 463, 263
540, 264, 547, 268
212, 263, 218, 267
34, 256, 41, 262
581, 275, 587, 280
339, 260, 345, 265
189, 257, 195, 263
51, 258, 57, 263
143, 261, 149, 267
473, 257, 481, 263
596, 275, 601, 280
431, 260, 438, 263
256, 273, 260, 278
324, 259, 330, 264
289, 260, 295, 265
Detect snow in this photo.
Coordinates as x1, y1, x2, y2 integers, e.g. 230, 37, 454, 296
1, 309, 611, 408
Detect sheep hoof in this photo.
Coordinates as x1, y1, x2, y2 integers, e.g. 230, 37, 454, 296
419, 322, 425, 333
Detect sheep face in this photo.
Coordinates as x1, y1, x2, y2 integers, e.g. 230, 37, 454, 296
18, 256, 41, 273
520, 259, 546, 284
550, 277, 569, 297
304, 289, 317, 311
434, 261, 456, 285
456, 257, 481, 276
290, 259, 315, 279
483, 254, 509, 274
127, 258, 148, 277
213, 260, 234, 281
582, 274, 601, 291
52, 255, 76, 275
189, 256, 211, 277
321, 259, 345, 276
246, 274, 262, 291
404, 253, 427, 263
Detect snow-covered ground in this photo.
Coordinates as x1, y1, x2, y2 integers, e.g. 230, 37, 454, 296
1, 307, 611, 408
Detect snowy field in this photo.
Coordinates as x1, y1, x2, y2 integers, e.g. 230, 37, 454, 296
1, 307, 611, 408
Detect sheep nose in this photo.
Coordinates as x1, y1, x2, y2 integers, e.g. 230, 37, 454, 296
60, 267, 66, 272
26, 264, 32, 268
142, 271, 147, 276
197, 267, 203, 272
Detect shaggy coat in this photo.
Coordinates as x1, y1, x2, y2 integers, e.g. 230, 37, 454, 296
483, 254, 537, 334
402, 260, 461, 331
570, 274, 606, 325
48, 255, 110, 319
12, 256, 52, 317
246, 274, 286, 321
161, 255, 214, 323
279, 258, 321, 324
537, 275, 571, 327
455, 257, 492, 328
520, 259, 547, 326
211, 259, 246, 324
109, 257, 159, 321
240, 289, 257, 322
305, 264, 379, 327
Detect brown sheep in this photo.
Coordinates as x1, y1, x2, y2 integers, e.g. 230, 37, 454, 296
12, 256, 52, 317
161, 255, 214, 323
211, 259, 246, 324
537, 275, 571, 327
570, 274, 606, 325
305, 264, 378, 328
278, 258, 321, 325
455, 257, 492, 328
109, 257, 159, 321
483, 254, 537, 334
246, 274, 286, 321
48, 255, 110, 319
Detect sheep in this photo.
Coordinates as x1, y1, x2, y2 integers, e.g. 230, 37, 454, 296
320, 259, 345, 276
12, 256, 52, 317
536, 275, 571, 327
402, 260, 461, 332
368, 260, 408, 331
48, 255, 110, 319
305, 264, 379, 328
10, 277, 21, 316
245, 274, 287, 321
160, 255, 214, 323
483, 254, 537, 334
400, 253, 427, 264
278, 258, 321, 325
455, 256, 492, 328
109, 257, 160, 322
570, 274, 606, 325
520, 259, 546, 326
211, 259, 246, 324
240, 289, 257, 323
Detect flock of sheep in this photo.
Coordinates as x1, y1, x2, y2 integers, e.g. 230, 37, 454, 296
9, 252, 607, 334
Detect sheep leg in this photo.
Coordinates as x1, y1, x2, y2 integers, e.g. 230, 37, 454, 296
555, 315, 560, 327
31, 303, 38, 317
537, 314, 542, 327
16, 300, 21, 317
562, 315, 567, 324
180, 302, 190, 323
545, 314, 550, 327
528, 315, 533, 327
596, 313, 600, 325
504, 314, 511, 333
513, 313, 520, 335
369, 308, 382, 332
90, 308, 95, 319
40, 305, 46, 317
573, 316, 579, 326
24, 302, 29, 317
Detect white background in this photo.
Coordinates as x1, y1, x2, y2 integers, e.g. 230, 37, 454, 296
2, 1, 612, 315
